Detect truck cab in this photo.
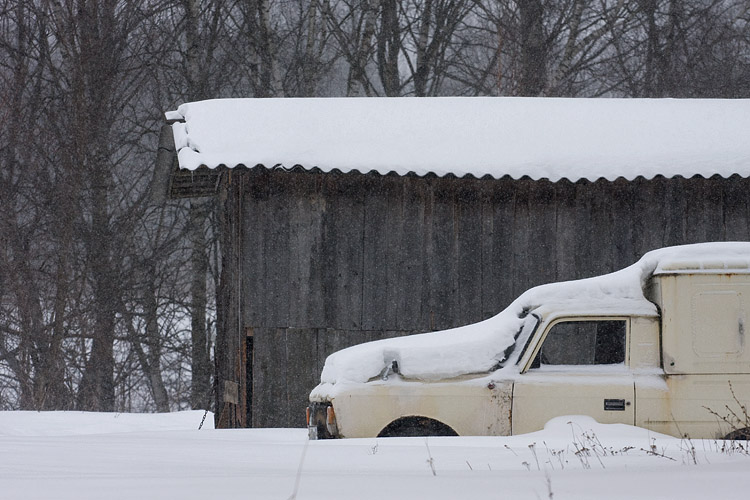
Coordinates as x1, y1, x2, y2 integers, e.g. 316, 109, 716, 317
308, 243, 750, 440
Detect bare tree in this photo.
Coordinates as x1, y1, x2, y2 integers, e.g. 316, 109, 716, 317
322, 0, 379, 95
0, 0, 74, 410
607, 0, 750, 97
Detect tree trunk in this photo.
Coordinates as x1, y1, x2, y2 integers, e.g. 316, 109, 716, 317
414, 0, 434, 96
253, 0, 283, 96
345, 0, 378, 96
377, 0, 401, 96
184, 0, 214, 410
640, 0, 659, 96
302, 0, 320, 96
190, 201, 212, 409
518, 0, 546, 96
145, 275, 170, 412
78, 162, 116, 412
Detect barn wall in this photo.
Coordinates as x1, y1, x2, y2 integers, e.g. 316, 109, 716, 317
238, 170, 750, 427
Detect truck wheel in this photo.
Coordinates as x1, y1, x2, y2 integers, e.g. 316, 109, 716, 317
724, 428, 750, 440
377, 416, 458, 437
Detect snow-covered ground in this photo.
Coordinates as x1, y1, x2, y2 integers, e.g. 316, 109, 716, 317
1, 411, 748, 500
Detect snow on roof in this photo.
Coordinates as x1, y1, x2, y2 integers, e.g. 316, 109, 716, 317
167, 97, 750, 182
313, 242, 750, 386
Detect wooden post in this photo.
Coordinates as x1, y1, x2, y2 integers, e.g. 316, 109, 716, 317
215, 171, 247, 428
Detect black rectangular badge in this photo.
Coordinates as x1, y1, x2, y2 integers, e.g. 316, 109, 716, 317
604, 399, 626, 411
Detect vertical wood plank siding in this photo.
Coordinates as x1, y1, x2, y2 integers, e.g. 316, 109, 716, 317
232, 170, 750, 428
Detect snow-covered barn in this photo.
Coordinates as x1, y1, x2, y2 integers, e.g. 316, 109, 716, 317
155, 97, 750, 429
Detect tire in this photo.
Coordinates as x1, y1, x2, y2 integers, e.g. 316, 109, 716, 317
377, 416, 458, 438
723, 428, 750, 441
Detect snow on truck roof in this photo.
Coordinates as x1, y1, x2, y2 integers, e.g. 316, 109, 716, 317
166, 97, 750, 182
314, 242, 750, 385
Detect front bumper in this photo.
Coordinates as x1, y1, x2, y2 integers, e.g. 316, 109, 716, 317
307, 401, 339, 439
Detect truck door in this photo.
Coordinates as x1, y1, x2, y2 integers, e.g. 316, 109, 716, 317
512, 319, 635, 435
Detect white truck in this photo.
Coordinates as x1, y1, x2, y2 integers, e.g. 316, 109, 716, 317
308, 243, 750, 439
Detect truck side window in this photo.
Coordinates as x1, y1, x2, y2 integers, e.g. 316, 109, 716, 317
532, 320, 626, 367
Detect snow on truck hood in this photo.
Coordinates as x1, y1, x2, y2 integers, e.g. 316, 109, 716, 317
318, 242, 750, 385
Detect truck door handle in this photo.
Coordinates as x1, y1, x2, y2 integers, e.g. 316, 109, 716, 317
604, 399, 627, 411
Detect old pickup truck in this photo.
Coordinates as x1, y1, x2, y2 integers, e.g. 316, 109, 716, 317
308, 242, 750, 439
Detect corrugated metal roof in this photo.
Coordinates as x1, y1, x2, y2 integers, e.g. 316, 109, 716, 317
167, 97, 750, 182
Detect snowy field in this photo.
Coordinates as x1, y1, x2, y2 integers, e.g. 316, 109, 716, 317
1, 412, 749, 500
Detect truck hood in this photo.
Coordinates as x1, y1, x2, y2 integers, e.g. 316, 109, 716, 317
317, 242, 750, 385
320, 304, 531, 385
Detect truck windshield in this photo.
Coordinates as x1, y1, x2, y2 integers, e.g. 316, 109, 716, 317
499, 313, 540, 368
